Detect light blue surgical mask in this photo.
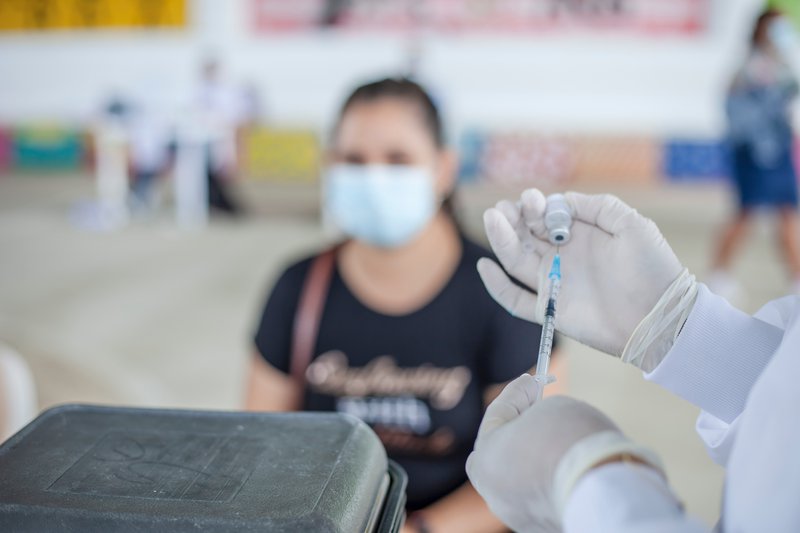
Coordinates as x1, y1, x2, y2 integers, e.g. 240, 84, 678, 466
768, 17, 797, 56
324, 164, 437, 248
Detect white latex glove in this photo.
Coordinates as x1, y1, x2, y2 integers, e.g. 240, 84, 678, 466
479, 190, 685, 359
467, 375, 664, 533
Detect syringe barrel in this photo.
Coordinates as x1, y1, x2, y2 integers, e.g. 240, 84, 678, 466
535, 262, 560, 392
535, 317, 554, 376
545, 193, 573, 245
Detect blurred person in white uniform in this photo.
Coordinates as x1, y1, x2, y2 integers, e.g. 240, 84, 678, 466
466, 189, 800, 533
193, 59, 245, 216
100, 89, 172, 215
128, 83, 174, 213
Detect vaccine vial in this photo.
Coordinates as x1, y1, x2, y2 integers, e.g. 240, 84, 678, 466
545, 194, 573, 245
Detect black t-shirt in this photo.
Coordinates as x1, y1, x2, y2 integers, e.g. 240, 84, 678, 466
253, 236, 544, 510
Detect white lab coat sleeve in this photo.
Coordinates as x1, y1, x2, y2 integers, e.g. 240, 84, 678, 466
722, 305, 800, 532
563, 294, 800, 532
563, 463, 709, 533
646, 287, 795, 465
644, 284, 784, 425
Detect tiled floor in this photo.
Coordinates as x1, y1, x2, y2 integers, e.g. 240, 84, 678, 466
1, 174, 793, 526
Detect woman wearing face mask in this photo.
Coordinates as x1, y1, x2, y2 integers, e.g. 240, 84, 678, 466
710, 8, 800, 299
247, 78, 553, 532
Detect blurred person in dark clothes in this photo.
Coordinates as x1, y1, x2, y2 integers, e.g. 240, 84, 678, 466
247, 78, 561, 533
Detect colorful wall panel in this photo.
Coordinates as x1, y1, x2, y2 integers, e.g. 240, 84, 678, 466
457, 130, 486, 184
252, 0, 709, 35
243, 127, 320, 182
663, 139, 728, 182
459, 132, 663, 187
476, 133, 574, 188
571, 137, 660, 186
0, 0, 186, 32
12, 126, 85, 171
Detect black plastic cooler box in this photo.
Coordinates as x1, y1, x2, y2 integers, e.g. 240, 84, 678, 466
0, 405, 407, 532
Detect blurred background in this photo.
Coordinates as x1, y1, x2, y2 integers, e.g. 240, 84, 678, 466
1, 0, 799, 526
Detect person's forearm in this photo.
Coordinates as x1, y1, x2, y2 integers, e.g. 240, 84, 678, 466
405, 482, 507, 533
645, 285, 783, 423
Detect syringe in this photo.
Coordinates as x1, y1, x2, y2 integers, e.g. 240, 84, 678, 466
533, 252, 561, 401
531, 193, 572, 400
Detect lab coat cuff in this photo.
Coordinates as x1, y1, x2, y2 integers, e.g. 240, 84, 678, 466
645, 284, 783, 423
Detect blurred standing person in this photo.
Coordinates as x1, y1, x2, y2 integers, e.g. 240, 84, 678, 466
194, 58, 244, 216
238, 82, 263, 128
127, 81, 173, 214
710, 8, 800, 298
235, 81, 263, 177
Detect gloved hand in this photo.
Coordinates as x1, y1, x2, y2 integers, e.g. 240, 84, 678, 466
466, 375, 664, 533
479, 190, 695, 368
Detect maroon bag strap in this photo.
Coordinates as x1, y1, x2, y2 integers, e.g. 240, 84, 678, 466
289, 245, 340, 404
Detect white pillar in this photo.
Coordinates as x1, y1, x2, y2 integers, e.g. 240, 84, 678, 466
0, 343, 37, 442
94, 120, 130, 230
174, 122, 209, 229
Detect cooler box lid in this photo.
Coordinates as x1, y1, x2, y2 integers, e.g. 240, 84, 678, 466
0, 405, 406, 532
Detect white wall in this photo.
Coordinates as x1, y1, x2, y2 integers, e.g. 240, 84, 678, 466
0, 0, 768, 137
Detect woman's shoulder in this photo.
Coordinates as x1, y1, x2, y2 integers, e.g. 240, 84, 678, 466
271, 249, 332, 291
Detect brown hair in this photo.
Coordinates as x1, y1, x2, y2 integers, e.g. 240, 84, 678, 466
336, 77, 445, 147
751, 8, 782, 49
